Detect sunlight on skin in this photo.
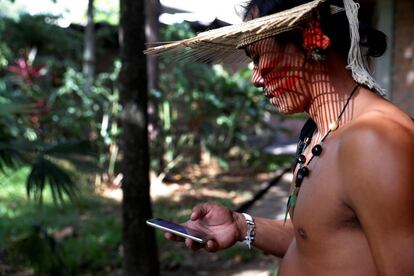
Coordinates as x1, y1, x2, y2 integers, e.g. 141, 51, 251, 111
246, 37, 356, 143
247, 38, 311, 115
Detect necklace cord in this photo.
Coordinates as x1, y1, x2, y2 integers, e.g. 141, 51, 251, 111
319, 84, 360, 144
286, 84, 361, 220
336, 84, 361, 122
304, 84, 360, 162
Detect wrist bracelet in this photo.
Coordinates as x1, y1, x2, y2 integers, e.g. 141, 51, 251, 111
242, 213, 255, 249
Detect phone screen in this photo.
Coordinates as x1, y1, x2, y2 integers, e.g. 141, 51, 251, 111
146, 218, 209, 244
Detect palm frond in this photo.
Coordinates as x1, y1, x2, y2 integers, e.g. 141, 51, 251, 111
10, 224, 66, 274
44, 140, 97, 157
27, 156, 77, 204
1, 138, 99, 203
0, 141, 23, 172
0, 129, 25, 172
52, 155, 103, 173
44, 140, 101, 173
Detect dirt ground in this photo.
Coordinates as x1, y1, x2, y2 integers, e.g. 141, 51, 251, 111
145, 161, 292, 276
94, 156, 294, 276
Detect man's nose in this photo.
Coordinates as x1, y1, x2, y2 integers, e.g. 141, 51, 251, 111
251, 67, 264, 88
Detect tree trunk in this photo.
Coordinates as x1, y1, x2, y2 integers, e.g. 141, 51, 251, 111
119, 0, 160, 274
145, 0, 161, 93
83, 0, 95, 93
145, 0, 164, 173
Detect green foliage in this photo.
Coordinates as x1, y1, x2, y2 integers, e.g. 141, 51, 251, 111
9, 225, 67, 275
0, 62, 120, 202
1, 14, 83, 72
0, 43, 11, 69
0, 48, 103, 203
0, 169, 122, 274
0, 13, 121, 202
152, 23, 282, 175
55, 64, 121, 144
55, 63, 121, 177
26, 140, 101, 202
0, 138, 100, 203
0, 7, 119, 275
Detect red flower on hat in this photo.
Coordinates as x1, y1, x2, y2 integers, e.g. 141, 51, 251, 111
302, 19, 330, 51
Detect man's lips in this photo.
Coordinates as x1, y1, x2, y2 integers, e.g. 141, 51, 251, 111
264, 89, 273, 98
264, 88, 283, 99
263, 74, 301, 99
264, 89, 277, 98
263, 75, 285, 99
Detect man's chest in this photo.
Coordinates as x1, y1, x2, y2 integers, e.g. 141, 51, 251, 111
290, 139, 360, 243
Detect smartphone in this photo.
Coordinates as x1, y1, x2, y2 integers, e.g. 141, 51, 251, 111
146, 218, 209, 244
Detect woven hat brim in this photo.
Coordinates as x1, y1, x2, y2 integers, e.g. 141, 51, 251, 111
145, 0, 343, 64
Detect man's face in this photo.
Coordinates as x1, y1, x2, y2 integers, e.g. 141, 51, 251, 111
245, 37, 311, 114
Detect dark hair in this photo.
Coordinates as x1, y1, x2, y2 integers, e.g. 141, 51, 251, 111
242, 0, 387, 59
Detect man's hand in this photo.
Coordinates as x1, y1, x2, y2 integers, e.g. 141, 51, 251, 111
164, 202, 245, 252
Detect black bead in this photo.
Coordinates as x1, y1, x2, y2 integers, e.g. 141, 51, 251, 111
295, 173, 304, 187
312, 144, 323, 156
297, 154, 306, 164
300, 166, 310, 177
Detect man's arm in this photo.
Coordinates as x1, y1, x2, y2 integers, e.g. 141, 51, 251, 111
338, 119, 414, 276
234, 214, 294, 257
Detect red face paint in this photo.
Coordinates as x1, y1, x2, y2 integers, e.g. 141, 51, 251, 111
246, 38, 307, 113
253, 41, 303, 94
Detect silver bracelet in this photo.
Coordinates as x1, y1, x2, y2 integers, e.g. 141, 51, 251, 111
242, 213, 255, 249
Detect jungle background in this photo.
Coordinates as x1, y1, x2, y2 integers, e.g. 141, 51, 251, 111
0, 0, 302, 275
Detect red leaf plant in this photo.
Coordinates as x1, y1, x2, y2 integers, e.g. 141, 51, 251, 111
7, 55, 46, 86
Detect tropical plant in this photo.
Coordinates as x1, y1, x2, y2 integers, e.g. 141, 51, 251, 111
0, 51, 102, 203
8, 225, 68, 275
55, 63, 121, 183
150, 22, 282, 176
1, 14, 83, 73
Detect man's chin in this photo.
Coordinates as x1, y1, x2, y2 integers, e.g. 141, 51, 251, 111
273, 104, 303, 115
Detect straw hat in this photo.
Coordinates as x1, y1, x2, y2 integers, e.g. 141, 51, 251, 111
145, 0, 339, 63
145, 0, 385, 95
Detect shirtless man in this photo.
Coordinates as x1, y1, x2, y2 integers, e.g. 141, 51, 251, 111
161, 0, 414, 275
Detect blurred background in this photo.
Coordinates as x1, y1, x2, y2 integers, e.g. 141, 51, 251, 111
0, 0, 412, 275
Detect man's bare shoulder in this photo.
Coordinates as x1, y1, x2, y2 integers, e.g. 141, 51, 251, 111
340, 108, 414, 150
334, 106, 414, 276
336, 109, 414, 207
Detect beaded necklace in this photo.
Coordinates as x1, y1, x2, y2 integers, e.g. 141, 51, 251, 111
284, 85, 360, 222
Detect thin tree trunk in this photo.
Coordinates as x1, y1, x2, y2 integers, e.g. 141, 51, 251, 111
119, 0, 159, 274
145, 0, 161, 93
83, 0, 95, 93
145, 0, 164, 173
